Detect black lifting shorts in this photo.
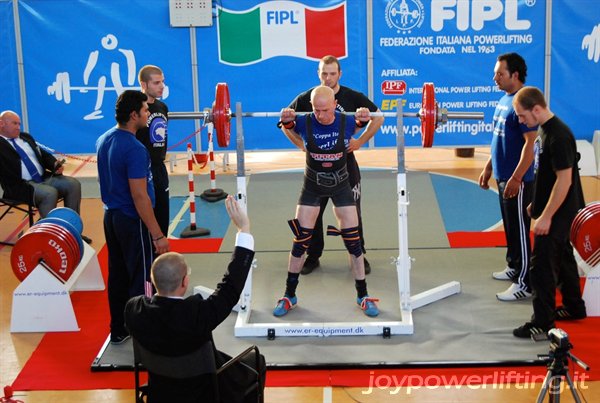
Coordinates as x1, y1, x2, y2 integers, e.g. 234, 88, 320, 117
298, 181, 355, 207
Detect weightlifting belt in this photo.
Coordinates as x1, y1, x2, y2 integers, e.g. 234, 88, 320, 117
305, 165, 349, 188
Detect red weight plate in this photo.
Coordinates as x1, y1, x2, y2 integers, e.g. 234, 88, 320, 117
571, 208, 588, 244
27, 224, 78, 281
420, 82, 436, 148
570, 203, 597, 242
570, 203, 600, 244
31, 223, 80, 269
10, 230, 76, 282
24, 224, 75, 264
47, 223, 81, 264
570, 205, 599, 255
573, 211, 600, 263
19, 226, 76, 282
37, 217, 84, 262
212, 82, 231, 148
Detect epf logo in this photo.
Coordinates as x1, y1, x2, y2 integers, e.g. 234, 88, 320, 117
267, 10, 299, 25
431, 0, 533, 31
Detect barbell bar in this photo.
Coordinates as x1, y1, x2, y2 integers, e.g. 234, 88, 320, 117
168, 110, 482, 119
168, 82, 484, 148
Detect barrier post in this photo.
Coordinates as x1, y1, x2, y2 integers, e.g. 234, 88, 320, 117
200, 123, 227, 202
180, 143, 210, 238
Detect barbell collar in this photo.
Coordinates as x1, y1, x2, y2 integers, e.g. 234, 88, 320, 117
169, 111, 211, 120
444, 111, 484, 120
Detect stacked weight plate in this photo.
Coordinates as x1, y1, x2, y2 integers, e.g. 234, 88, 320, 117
11, 207, 84, 283
570, 201, 600, 269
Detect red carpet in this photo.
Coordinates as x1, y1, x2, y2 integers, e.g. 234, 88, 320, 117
448, 231, 507, 248
169, 238, 223, 253
11, 243, 600, 391
448, 231, 538, 248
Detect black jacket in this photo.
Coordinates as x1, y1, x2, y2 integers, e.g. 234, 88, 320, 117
0, 132, 58, 203
125, 246, 256, 403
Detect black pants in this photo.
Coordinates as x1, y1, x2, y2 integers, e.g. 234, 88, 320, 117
529, 220, 586, 329
104, 209, 155, 336
307, 153, 366, 258
497, 179, 532, 289
152, 162, 170, 236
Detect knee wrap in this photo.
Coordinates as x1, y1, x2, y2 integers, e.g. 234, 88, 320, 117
328, 225, 362, 258
288, 219, 313, 258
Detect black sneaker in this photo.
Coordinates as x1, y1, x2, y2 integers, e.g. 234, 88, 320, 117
110, 334, 130, 345
301, 258, 320, 275
555, 306, 587, 321
513, 322, 550, 340
364, 256, 371, 275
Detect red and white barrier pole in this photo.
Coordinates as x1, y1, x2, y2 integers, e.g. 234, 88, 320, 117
208, 127, 217, 190
180, 143, 210, 238
187, 143, 197, 230
201, 123, 227, 202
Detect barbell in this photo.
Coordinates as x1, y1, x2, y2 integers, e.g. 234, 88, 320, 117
168, 82, 484, 148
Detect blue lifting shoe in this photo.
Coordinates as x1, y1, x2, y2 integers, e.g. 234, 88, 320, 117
357, 296, 379, 317
273, 295, 297, 317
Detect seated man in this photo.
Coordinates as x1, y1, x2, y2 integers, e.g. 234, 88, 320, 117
125, 195, 265, 403
0, 110, 89, 242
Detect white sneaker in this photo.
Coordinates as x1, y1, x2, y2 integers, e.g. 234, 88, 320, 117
492, 267, 517, 281
496, 283, 532, 301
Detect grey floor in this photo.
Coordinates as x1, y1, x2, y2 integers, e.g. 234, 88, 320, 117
94, 170, 550, 369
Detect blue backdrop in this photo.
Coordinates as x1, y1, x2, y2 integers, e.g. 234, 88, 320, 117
550, 0, 600, 140
372, 0, 545, 147
0, 0, 598, 154
0, 1, 21, 117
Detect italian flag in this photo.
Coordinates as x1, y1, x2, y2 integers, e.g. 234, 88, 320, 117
217, 1, 347, 66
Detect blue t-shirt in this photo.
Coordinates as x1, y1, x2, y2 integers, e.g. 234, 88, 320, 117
96, 127, 155, 218
294, 112, 355, 150
490, 92, 536, 181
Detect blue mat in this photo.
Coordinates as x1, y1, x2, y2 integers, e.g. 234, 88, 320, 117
430, 173, 500, 232
168, 196, 231, 239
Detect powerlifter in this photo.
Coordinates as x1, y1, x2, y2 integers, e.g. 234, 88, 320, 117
272, 85, 379, 318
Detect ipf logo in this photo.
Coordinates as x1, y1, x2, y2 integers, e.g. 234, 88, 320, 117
385, 0, 425, 34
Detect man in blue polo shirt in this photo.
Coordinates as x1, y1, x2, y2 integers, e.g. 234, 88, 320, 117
96, 90, 169, 344
479, 53, 537, 302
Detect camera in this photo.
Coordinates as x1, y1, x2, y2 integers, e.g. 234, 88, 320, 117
548, 328, 571, 351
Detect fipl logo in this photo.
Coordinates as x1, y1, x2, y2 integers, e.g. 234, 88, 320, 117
385, 0, 425, 33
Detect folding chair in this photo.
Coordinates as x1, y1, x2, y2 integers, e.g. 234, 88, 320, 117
0, 179, 68, 246
216, 344, 264, 403
133, 337, 263, 403
0, 197, 36, 246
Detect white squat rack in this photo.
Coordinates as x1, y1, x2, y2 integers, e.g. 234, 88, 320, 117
228, 101, 461, 338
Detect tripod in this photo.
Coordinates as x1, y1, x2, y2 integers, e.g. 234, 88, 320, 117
536, 347, 589, 403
